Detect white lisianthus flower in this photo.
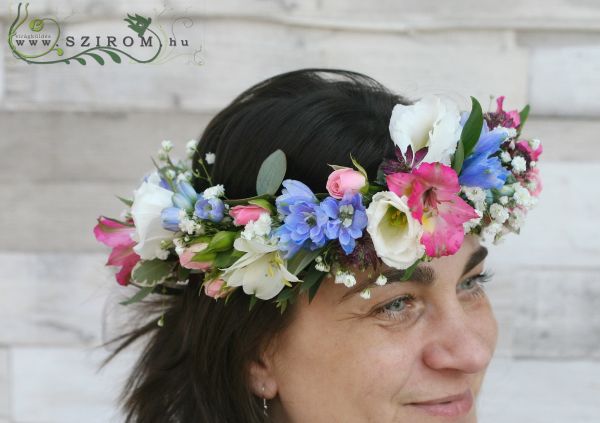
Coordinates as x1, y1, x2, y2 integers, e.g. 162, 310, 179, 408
220, 238, 299, 300
389, 95, 462, 166
203, 184, 225, 199
366, 191, 425, 270
130, 180, 176, 260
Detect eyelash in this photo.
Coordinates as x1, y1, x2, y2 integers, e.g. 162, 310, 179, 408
374, 270, 494, 322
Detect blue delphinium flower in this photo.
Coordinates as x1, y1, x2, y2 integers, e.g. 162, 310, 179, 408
274, 180, 331, 258
275, 180, 318, 215
172, 180, 198, 212
459, 113, 510, 189
276, 201, 329, 259
320, 193, 368, 254
160, 207, 183, 232
194, 195, 225, 223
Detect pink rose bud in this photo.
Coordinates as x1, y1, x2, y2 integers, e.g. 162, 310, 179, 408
179, 242, 212, 270
204, 278, 226, 299
326, 168, 366, 199
229, 205, 269, 226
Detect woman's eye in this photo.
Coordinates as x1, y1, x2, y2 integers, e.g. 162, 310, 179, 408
458, 270, 494, 297
374, 294, 417, 322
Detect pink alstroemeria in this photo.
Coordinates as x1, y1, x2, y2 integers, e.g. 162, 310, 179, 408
516, 140, 543, 162
93, 216, 140, 286
386, 163, 479, 257
494, 96, 521, 129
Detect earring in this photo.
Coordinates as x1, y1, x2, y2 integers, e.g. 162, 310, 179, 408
262, 385, 269, 417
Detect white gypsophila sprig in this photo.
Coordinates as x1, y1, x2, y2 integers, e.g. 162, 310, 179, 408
335, 270, 357, 288
463, 209, 483, 233
489, 203, 509, 224
500, 151, 512, 164
179, 214, 205, 235
186, 140, 197, 158
375, 274, 388, 286
314, 256, 331, 272
462, 187, 488, 212
203, 184, 225, 200
511, 156, 527, 174
512, 183, 534, 207
205, 152, 216, 165
161, 140, 173, 152
359, 288, 371, 300
241, 213, 273, 241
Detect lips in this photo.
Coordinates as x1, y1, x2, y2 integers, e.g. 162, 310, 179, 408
408, 389, 474, 418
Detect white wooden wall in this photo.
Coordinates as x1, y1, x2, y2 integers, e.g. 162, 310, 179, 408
1, 1, 599, 421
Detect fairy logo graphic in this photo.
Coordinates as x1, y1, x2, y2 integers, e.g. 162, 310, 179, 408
7, 2, 201, 66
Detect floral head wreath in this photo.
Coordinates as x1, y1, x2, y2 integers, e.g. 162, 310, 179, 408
94, 95, 542, 321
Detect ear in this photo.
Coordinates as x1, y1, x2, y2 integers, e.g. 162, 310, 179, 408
247, 350, 278, 400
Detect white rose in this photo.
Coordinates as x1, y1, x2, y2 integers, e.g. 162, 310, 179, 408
130, 180, 176, 260
220, 238, 299, 300
389, 95, 462, 166
366, 191, 425, 270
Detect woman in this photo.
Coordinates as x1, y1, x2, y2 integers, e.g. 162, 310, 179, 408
97, 68, 541, 422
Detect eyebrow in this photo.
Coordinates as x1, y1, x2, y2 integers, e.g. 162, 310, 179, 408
339, 246, 488, 303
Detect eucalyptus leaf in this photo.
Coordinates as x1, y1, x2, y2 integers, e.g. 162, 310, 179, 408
461, 97, 484, 159
119, 285, 154, 305
131, 259, 175, 285
256, 150, 287, 196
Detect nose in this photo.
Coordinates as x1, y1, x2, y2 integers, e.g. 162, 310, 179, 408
421, 303, 496, 374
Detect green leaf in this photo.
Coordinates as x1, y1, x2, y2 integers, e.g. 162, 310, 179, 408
116, 195, 133, 207
176, 265, 191, 282
400, 258, 423, 281
299, 266, 326, 302
213, 249, 244, 268
256, 149, 287, 196
86, 52, 105, 65
131, 259, 175, 285
247, 198, 275, 214
191, 249, 217, 263
99, 48, 122, 63
287, 248, 322, 275
460, 96, 484, 159
74, 57, 86, 65
119, 285, 154, 305
350, 154, 368, 179
518, 104, 530, 136
248, 294, 258, 311
452, 139, 465, 174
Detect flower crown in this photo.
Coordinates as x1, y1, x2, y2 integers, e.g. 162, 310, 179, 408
94, 95, 542, 317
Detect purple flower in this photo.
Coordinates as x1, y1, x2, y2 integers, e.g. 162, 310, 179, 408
194, 195, 225, 223
458, 113, 510, 189
320, 193, 368, 255
275, 180, 318, 215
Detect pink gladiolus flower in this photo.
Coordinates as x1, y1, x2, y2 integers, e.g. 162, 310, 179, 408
386, 163, 479, 257
204, 278, 226, 299
326, 168, 366, 199
229, 205, 270, 226
93, 216, 140, 286
516, 140, 543, 162
179, 242, 212, 270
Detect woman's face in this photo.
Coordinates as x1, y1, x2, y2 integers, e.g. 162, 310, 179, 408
262, 235, 498, 423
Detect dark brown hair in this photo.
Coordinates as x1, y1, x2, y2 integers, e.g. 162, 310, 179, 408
101, 68, 410, 422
